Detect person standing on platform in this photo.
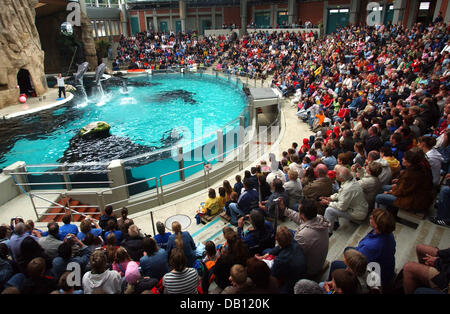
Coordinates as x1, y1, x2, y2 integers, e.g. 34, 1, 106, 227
54, 73, 69, 99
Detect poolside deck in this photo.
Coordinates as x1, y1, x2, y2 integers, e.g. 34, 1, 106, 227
0, 88, 73, 119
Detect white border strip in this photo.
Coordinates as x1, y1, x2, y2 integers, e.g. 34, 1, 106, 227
4, 93, 74, 120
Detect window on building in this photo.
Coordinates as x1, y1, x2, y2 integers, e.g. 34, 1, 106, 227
419, 2, 430, 10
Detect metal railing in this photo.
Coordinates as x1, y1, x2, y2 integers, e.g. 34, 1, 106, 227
5, 69, 284, 226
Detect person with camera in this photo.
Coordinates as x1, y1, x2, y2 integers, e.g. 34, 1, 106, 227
77, 216, 103, 242
51, 233, 91, 279
237, 210, 274, 256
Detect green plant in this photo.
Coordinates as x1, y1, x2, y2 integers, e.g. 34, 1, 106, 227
95, 38, 111, 59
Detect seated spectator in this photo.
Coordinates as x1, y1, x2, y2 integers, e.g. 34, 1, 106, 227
302, 163, 333, 209
353, 142, 366, 167
245, 257, 279, 294
257, 226, 307, 294
323, 269, 360, 294
417, 136, 443, 188
99, 205, 117, 231
154, 221, 171, 250
82, 249, 121, 294
213, 229, 250, 290
321, 147, 337, 170
283, 170, 303, 209
343, 248, 370, 293
233, 175, 243, 197
121, 224, 144, 262
328, 208, 396, 287
380, 146, 401, 178
112, 247, 132, 277
229, 178, 259, 226
352, 161, 383, 211
39, 222, 62, 260
403, 244, 450, 294
258, 178, 289, 220
21, 257, 57, 295
18, 236, 52, 275
59, 214, 79, 240
0, 224, 11, 245
202, 241, 218, 264
57, 271, 83, 294
166, 221, 197, 268
267, 153, 287, 185
103, 233, 118, 267
0, 243, 13, 291
322, 166, 369, 236
375, 149, 433, 216
257, 175, 272, 201
364, 151, 392, 187
116, 207, 129, 231
429, 173, 450, 227
123, 261, 158, 294
9, 222, 39, 263
278, 198, 329, 278
82, 232, 102, 251
163, 248, 199, 294
51, 236, 91, 279
104, 220, 123, 246
77, 218, 103, 242
139, 236, 168, 281
294, 279, 325, 294
221, 264, 254, 294
202, 188, 221, 216
237, 210, 274, 255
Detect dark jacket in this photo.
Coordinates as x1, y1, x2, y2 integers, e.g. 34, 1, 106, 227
21, 272, 58, 294
51, 245, 92, 279
237, 188, 259, 214
99, 215, 117, 231
365, 135, 382, 154
121, 236, 144, 261
268, 240, 307, 294
237, 221, 274, 255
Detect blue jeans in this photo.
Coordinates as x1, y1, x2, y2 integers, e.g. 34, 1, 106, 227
437, 186, 450, 221
6, 273, 25, 290
375, 185, 397, 209
229, 203, 245, 224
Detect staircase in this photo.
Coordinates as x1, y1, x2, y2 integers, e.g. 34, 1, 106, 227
40, 196, 100, 223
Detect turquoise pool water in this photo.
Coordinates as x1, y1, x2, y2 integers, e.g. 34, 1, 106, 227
0, 73, 248, 172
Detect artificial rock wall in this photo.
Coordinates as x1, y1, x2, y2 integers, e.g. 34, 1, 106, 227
0, 0, 47, 109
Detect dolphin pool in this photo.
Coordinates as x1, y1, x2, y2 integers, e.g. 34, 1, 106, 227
0, 73, 249, 193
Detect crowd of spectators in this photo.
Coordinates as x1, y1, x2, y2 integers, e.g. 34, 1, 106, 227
1, 19, 450, 295
113, 31, 232, 70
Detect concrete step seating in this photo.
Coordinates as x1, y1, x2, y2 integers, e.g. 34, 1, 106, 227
40, 196, 100, 223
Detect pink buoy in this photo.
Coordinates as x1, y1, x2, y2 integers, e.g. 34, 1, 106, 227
19, 94, 27, 104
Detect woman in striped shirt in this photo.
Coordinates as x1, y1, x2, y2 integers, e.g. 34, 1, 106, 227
163, 239, 199, 294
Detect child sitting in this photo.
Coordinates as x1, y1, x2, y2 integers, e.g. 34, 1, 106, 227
302, 156, 311, 169
154, 221, 171, 249
218, 187, 226, 210
201, 188, 221, 216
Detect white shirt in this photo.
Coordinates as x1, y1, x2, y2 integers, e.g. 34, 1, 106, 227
56, 77, 65, 87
